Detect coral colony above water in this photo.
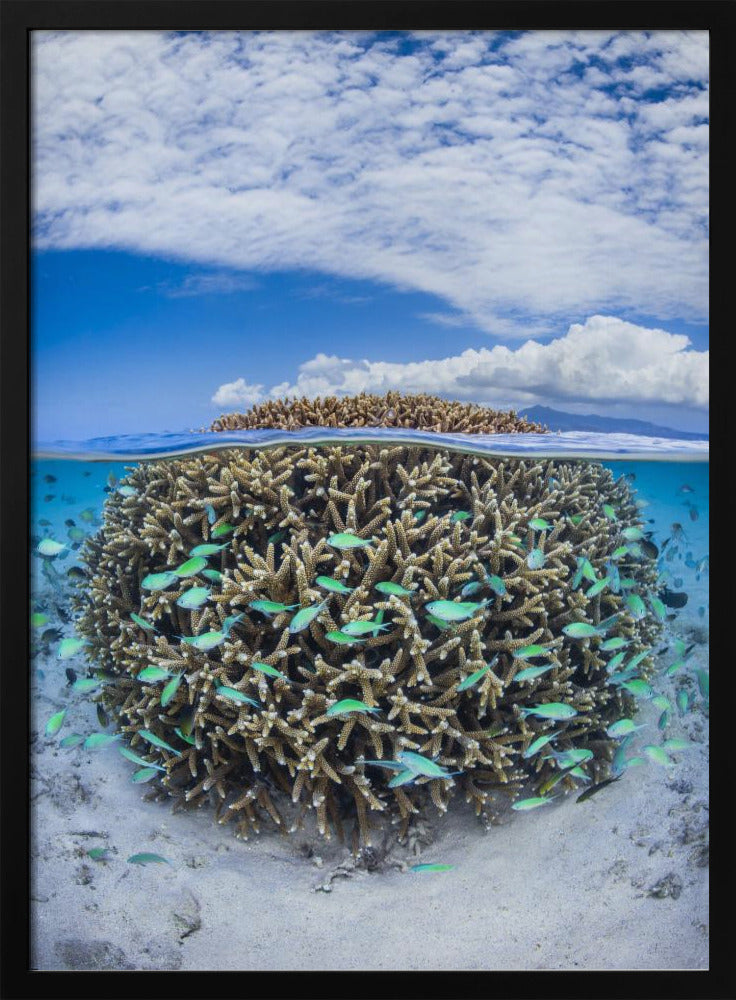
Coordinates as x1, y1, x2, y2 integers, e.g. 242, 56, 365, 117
41, 395, 680, 847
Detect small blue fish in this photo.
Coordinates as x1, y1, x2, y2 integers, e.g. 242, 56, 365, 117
526, 548, 546, 570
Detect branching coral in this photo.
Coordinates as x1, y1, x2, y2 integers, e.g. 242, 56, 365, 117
74, 435, 662, 846
209, 391, 547, 435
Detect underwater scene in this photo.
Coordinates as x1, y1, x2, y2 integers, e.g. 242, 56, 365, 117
30, 415, 709, 972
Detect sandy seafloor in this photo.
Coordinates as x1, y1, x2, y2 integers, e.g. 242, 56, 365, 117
29, 458, 709, 972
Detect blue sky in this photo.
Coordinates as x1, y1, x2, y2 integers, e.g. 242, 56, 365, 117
32, 29, 709, 441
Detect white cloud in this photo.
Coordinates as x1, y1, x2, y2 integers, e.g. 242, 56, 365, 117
211, 378, 265, 408
33, 30, 708, 336
212, 316, 707, 413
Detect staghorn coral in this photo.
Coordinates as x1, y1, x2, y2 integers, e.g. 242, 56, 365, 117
74, 436, 662, 847
209, 391, 547, 435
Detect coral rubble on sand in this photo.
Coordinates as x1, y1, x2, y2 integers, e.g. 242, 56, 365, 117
209, 391, 547, 434
74, 424, 661, 845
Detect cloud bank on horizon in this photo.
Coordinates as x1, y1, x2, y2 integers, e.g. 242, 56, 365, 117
33, 29, 709, 420
212, 315, 708, 412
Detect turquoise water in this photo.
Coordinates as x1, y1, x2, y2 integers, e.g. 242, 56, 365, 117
31, 429, 709, 673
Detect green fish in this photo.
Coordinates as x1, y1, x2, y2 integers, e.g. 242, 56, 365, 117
624, 593, 647, 620
325, 699, 379, 718
87, 848, 112, 861
621, 526, 644, 541
425, 599, 489, 622
202, 569, 224, 583
457, 663, 491, 692
289, 602, 328, 634
71, 677, 100, 693
45, 709, 66, 737
396, 751, 455, 779
514, 663, 555, 683
526, 548, 546, 570
67, 527, 85, 543
611, 545, 629, 560
249, 599, 300, 616
696, 670, 709, 698
31, 612, 50, 628
661, 738, 692, 752
529, 518, 552, 531
138, 729, 181, 755
606, 651, 627, 672
412, 509, 427, 522
222, 614, 243, 636
160, 673, 183, 707
175, 728, 196, 746
138, 666, 171, 682
450, 511, 472, 523
79, 508, 96, 523
626, 542, 643, 558
341, 619, 391, 637
599, 637, 630, 652
59, 733, 85, 748
130, 611, 157, 631
585, 577, 610, 598
649, 596, 667, 622
388, 769, 417, 787
127, 853, 172, 866
607, 718, 645, 738
539, 762, 589, 796
626, 648, 653, 671
568, 514, 584, 526
216, 688, 261, 709
410, 864, 454, 873
522, 731, 561, 759
173, 556, 208, 578
141, 571, 179, 591
642, 744, 673, 767
520, 703, 578, 721
189, 543, 228, 557
602, 504, 617, 521
211, 522, 234, 538
487, 575, 507, 597
119, 747, 167, 771
267, 529, 288, 545
176, 587, 211, 610
581, 560, 598, 584
511, 796, 553, 811
676, 690, 689, 715
426, 615, 456, 631
250, 661, 287, 680
181, 630, 227, 651
118, 485, 137, 497
656, 707, 669, 729
514, 643, 555, 661
58, 637, 89, 659
132, 767, 161, 783
665, 659, 686, 677
461, 581, 483, 597
327, 533, 371, 549
37, 538, 67, 557
316, 576, 354, 594
620, 679, 653, 699
562, 622, 601, 638
375, 581, 415, 597
325, 630, 366, 645
651, 695, 671, 713
618, 578, 637, 590
545, 748, 594, 767
83, 733, 121, 749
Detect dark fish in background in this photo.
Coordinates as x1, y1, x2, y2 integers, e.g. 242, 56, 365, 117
61, 494, 77, 503
96, 703, 110, 728
661, 588, 688, 609
678, 484, 694, 494
82, 471, 91, 477
689, 507, 699, 522
65, 667, 77, 686
43, 474, 57, 484
43, 495, 55, 502
103, 486, 113, 493
56, 606, 72, 623
640, 539, 659, 559
41, 627, 63, 643
660, 538, 670, 553
64, 518, 76, 527
576, 775, 622, 803
66, 566, 87, 580
38, 518, 52, 527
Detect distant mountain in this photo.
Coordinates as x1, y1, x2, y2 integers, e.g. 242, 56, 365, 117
517, 405, 709, 441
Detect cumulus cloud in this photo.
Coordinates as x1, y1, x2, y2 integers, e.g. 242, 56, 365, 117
211, 316, 708, 412
211, 378, 265, 408
33, 30, 708, 336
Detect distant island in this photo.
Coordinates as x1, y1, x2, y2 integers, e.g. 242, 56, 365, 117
517, 405, 708, 441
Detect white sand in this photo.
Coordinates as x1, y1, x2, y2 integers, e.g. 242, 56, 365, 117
30, 613, 708, 973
